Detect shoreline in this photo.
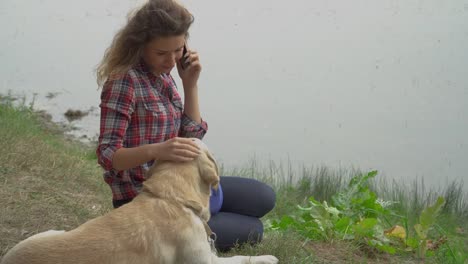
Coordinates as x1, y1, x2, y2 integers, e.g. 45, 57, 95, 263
2, 92, 467, 194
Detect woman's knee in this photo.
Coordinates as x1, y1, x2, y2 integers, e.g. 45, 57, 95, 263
220, 176, 276, 217
208, 212, 264, 252
251, 179, 276, 217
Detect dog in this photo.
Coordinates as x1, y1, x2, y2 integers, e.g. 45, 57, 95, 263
1, 139, 278, 264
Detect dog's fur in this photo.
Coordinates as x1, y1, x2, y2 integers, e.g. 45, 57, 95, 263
1, 140, 278, 264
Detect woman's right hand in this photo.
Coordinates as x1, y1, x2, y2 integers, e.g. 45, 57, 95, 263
152, 137, 201, 162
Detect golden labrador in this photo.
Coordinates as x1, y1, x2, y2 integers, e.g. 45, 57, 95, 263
1, 139, 278, 264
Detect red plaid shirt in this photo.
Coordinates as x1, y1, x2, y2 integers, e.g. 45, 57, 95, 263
96, 61, 208, 201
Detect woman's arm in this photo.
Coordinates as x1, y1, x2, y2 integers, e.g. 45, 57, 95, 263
111, 144, 155, 171
112, 138, 201, 171
183, 85, 201, 123
175, 48, 208, 139
178, 48, 203, 124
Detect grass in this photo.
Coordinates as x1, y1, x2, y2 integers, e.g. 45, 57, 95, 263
1, 99, 467, 263
0, 99, 112, 257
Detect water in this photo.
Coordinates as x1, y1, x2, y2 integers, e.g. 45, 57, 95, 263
1, 0, 467, 190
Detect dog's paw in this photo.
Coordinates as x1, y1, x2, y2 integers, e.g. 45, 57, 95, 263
251, 255, 279, 264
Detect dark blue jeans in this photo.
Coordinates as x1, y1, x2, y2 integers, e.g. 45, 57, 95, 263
112, 176, 276, 252
208, 176, 276, 251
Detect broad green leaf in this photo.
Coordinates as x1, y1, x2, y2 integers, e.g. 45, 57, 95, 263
278, 215, 295, 229
414, 223, 425, 239
349, 170, 377, 188
406, 237, 419, 249
419, 197, 445, 229
334, 216, 352, 233
367, 170, 378, 178
354, 218, 378, 237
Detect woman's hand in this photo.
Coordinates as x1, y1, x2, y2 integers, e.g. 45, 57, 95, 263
177, 47, 201, 91
152, 137, 201, 162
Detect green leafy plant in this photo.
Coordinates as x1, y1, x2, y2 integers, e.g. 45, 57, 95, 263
270, 171, 398, 254
413, 196, 445, 259
268, 171, 454, 260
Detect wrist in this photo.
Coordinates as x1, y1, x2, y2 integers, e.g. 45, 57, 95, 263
182, 82, 198, 91
147, 143, 160, 160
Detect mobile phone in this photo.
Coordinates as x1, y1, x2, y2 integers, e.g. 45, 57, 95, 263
179, 43, 189, 70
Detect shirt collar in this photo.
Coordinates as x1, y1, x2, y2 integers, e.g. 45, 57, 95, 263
135, 59, 151, 74
135, 59, 169, 80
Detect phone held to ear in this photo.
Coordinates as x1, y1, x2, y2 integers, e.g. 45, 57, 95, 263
179, 43, 190, 70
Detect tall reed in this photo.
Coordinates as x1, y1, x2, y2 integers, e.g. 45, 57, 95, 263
221, 157, 468, 219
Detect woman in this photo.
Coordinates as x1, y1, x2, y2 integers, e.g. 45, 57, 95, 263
95, 0, 275, 251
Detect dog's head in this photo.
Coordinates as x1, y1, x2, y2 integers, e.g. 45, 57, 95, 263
192, 138, 220, 190
142, 139, 219, 221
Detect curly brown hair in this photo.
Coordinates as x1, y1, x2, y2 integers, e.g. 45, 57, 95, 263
96, 0, 194, 87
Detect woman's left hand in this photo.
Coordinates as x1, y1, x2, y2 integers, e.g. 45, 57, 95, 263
177, 49, 201, 91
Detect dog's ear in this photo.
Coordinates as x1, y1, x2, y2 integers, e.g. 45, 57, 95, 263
198, 150, 220, 190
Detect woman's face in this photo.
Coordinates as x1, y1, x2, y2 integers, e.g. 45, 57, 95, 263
142, 35, 186, 75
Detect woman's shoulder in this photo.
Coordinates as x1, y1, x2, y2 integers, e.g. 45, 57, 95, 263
103, 65, 149, 88
111, 67, 145, 83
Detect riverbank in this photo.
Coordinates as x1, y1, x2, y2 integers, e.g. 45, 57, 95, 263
0, 100, 466, 263
0, 99, 111, 257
